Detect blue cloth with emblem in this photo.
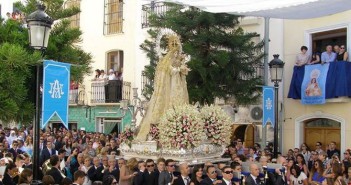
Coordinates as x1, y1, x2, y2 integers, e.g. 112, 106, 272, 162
288, 61, 351, 100
42, 60, 71, 129
263, 86, 275, 127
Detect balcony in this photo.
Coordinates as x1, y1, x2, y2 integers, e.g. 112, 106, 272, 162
90, 80, 131, 104
141, 2, 170, 28
288, 61, 351, 103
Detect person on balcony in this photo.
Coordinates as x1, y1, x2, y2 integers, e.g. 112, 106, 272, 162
321, 45, 337, 63
94, 69, 101, 80
296, 46, 311, 66
99, 70, 107, 80
336, 45, 349, 61
309, 52, 321, 64
108, 69, 117, 80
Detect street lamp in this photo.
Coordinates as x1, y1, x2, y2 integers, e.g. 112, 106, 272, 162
26, 4, 53, 180
120, 88, 147, 131
269, 54, 284, 158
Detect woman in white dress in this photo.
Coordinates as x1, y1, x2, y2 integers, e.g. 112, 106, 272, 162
80, 155, 92, 185
290, 164, 308, 185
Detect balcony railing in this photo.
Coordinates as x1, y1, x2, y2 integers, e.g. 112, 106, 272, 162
141, 2, 170, 28
288, 61, 351, 102
91, 80, 131, 103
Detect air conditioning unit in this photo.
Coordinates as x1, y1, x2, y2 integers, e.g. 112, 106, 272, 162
249, 105, 263, 123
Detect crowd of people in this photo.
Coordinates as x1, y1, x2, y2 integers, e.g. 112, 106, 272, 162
295, 45, 349, 66
0, 126, 349, 185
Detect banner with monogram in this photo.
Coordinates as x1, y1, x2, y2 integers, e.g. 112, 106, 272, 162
301, 63, 329, 104
262, 86, 275, 128
42, 60, 71, 129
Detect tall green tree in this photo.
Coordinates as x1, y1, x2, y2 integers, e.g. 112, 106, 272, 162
141, 4, 264, 105
0, 0, 92, 124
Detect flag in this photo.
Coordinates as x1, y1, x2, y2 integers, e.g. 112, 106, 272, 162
301, 63, 329, 104
42, 60, 71, 129
263, 86, 275, 127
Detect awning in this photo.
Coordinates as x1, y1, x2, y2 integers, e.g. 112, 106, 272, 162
144, 0, 351, 19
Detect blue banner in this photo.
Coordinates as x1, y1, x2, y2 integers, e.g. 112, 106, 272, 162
301, 63, 329, 104
42, 60, 71, 129
263, 86, 275, 128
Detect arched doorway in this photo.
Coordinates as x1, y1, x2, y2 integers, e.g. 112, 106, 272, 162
295, 112, 345, 157
304, 118, 340, 151
232, 124, 255, 147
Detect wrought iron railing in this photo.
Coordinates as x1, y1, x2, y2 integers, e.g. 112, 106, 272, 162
141, 2, 170, 28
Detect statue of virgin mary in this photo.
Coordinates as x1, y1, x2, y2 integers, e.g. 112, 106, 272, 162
136, 31, 189, 141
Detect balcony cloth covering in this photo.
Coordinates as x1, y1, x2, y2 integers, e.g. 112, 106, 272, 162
288, 62, 351, 99
144, 0, 351, 19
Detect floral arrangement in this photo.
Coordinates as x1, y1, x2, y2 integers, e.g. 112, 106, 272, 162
158, 105, 205, 149
118, 126, 134, 147
148, 124, 159, 141
200, 105, 232, 146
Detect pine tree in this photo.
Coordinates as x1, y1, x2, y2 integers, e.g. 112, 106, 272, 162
0, 0, 92, 123
141, 3, 264, 105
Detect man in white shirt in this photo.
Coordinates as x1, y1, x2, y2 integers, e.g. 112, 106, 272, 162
108, 69, 117, 80
321, 45, 337, 63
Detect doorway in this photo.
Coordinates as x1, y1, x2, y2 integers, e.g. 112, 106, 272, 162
232, 124, 255, 148
304, 118, 340, 151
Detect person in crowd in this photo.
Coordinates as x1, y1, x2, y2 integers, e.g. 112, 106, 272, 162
8, 140, 23, 161
289, 164, 308, 185
330, 163, 346, 185
18, 168, 33, 185
327, 141, 340, 159
118, 158, 126, 169
81, 156, 92, 185
345, 167, 351, 184
40, 141, 56, 166
316, 142, 324, 155
309, 52, 321, 64
104, 157, 119, 183
218, 166, 233, 185
73, 170, 87, 185
217, 162, 227, 177
190, 165, 203, 185
267, 156, 288, 185
308, 151, 319, 171
109, 139, 119, 155
319, 151, 329, 169
309, 159, 325, 185
200, 165, 221, 185
321, 45, 337, 63
236, 139, 246, 155
103, 175, 118, 185
173, 162, 191, 185
46, 155, 64, 184
42, 175, 55, 185
63, 139, 73, 161
296, 154, 309, 177
108, 69, 117, 80
159, 159, 178, 185
3, 162, 18, 185
7, 130, 17, 146
134, 160, 146, 185
24, 135, 33, 156
23, 153, 32, 169
142, 159, 159, 185
286, 158, 295, 182
296, 46, 311, 66
67, 147, 80, 177
300, 143, 311, 164
336, 45, 349, 61
342, 149, 351, 178
62, 177, 74, 185
245, 163, 260, 185
84, 140, 96, 158
88, 157, 103, 182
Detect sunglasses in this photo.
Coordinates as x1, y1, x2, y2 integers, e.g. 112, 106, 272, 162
168, 165, 175, 167
147, 165, 155, 167
341, 47, 345, 49
210, 171, 217, 174
224, 171, 233, 174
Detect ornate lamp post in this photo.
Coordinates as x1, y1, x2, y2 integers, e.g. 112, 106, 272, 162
269, 54, 285, 158
26, 4, 53, 180
120, 88, 147, 131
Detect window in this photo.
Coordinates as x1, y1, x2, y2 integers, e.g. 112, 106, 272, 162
104, 0, 124, 34
311, 28, 347, 53
65, 0, 81, 28
107, 51, 124, 73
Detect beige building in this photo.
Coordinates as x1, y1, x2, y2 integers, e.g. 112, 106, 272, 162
282, 10, 351, 156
